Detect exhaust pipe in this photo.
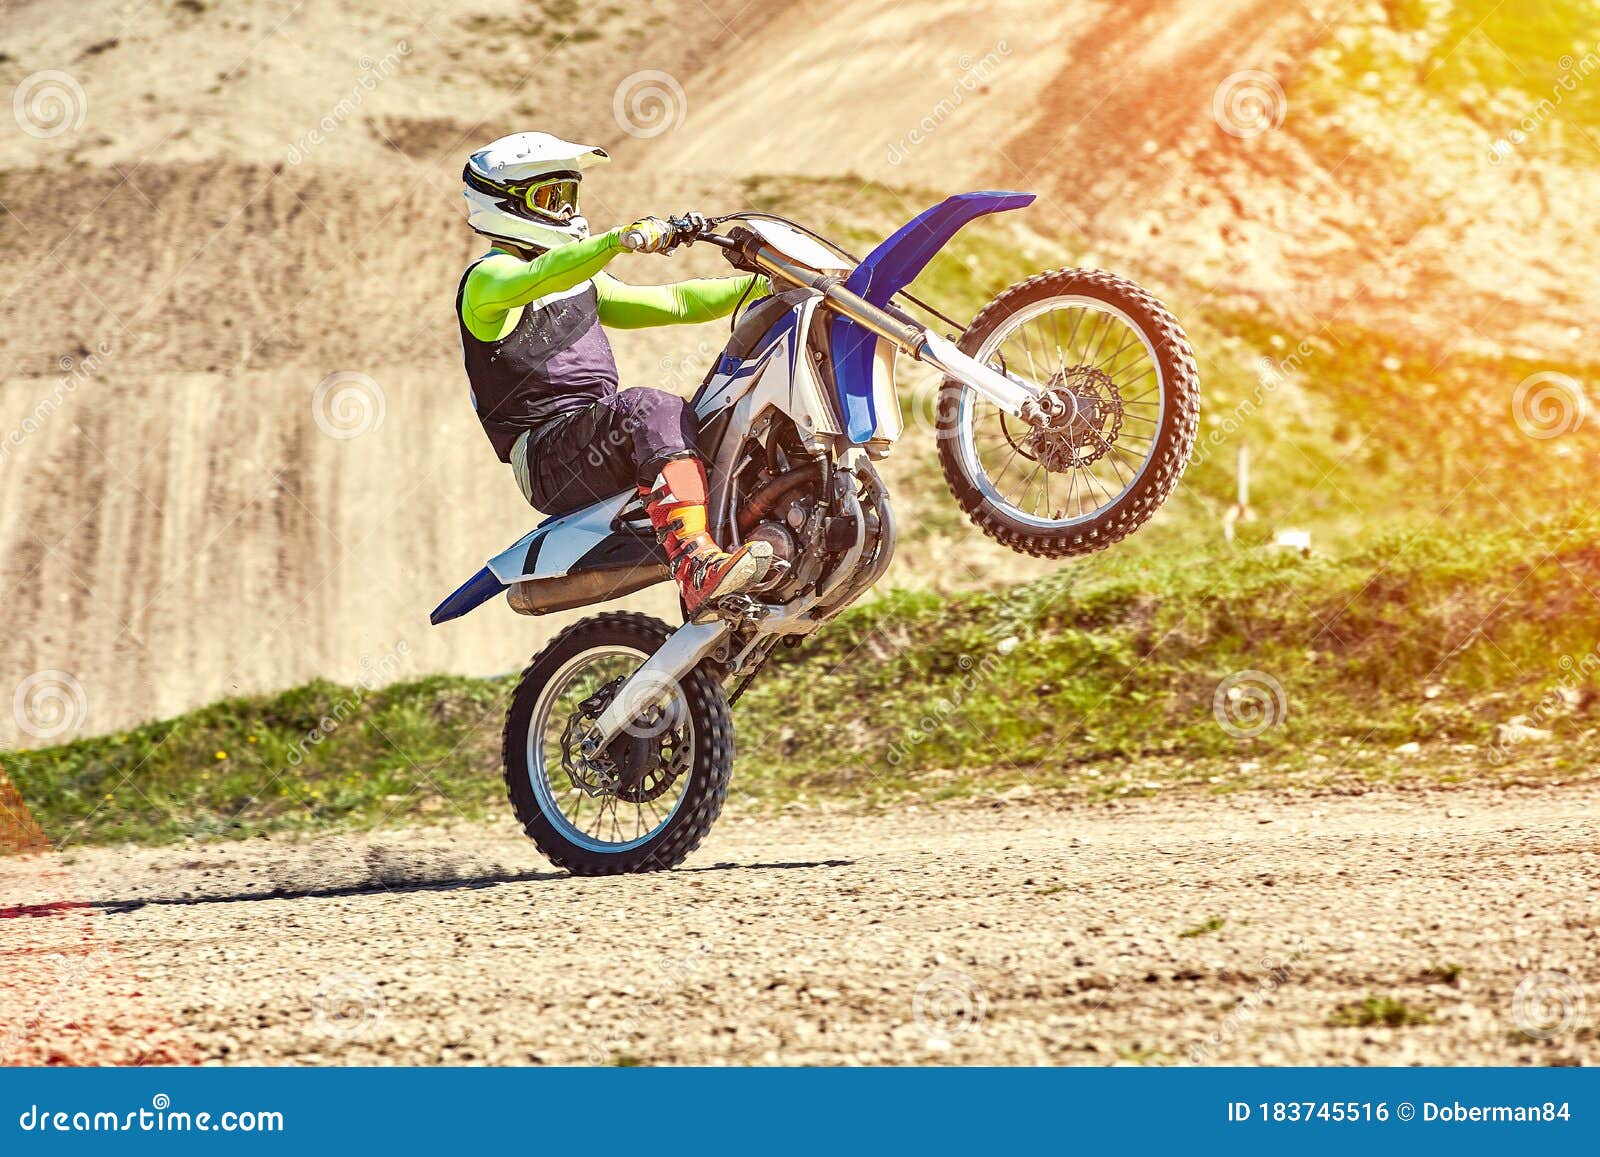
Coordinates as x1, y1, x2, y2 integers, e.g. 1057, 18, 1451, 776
506, 563, 670, 616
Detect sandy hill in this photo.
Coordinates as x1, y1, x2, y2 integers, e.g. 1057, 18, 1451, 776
2, 0, 1595, 742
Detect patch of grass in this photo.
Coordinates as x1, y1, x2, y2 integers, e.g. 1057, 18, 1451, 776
1425, 1, 1600, 131
1115, 1043, 1173, 1065
1328, 995, 1434, 1028
7, 508, 1600, 848
2, 675, 506, 847
1419, 963, 1464, 986
1180, 917, 1226, 939
732, 506, 1600, 800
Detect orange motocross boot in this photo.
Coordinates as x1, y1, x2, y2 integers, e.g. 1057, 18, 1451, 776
643, 458, 772, 622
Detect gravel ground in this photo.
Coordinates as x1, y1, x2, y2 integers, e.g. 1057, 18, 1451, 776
3, 783, 1596, 1066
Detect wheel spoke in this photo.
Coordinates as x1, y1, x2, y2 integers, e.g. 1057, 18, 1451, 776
530, 647, 694, 851
952, 291, 1178, 538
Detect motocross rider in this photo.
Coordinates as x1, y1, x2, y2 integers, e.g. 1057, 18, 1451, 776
457, 131, 771, 620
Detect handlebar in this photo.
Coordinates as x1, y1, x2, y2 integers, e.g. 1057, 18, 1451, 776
640, 216, 1040, 418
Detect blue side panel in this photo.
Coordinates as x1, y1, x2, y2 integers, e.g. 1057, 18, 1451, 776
429, 565, 507, 625
713, 314, 794, 381
831, 190, 1036, 443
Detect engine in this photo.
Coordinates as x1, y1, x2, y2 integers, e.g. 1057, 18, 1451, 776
734, 460, 838, 603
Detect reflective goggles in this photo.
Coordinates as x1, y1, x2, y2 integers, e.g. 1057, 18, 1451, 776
466, 167, 582, 223
519, 176, 580, 222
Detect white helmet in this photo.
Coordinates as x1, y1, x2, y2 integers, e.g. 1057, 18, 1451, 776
462, 131, 610, 251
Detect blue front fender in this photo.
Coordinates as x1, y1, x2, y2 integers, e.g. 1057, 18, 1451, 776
831, 190, 1036, 443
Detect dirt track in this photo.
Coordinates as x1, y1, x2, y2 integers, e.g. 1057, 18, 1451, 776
3, 782, 1595, 1066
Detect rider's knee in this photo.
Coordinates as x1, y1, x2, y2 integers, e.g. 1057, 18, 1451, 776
622, 386, 686, 417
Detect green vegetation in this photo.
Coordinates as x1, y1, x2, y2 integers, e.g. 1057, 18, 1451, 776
1416, 1, 1600, 130
1328, 995, 1434, 1028
7, 508, 1599, 847
3, 677, 507, 847
1180, 917, 1226, 939
1304, 0, 1600, 170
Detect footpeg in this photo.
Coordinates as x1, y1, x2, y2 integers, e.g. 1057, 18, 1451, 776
713, 593, 769, 623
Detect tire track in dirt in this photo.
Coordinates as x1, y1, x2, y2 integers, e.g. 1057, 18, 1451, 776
995, 0, 1299, 228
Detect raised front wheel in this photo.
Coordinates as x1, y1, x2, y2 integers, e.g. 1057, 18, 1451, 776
936, 268, 1199, 557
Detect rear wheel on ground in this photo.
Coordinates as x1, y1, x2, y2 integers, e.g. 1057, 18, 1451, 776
501, 611, 733, 875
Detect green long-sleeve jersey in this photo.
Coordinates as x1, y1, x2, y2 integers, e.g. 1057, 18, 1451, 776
458, 228, 761, 340
455, 228, 764, 461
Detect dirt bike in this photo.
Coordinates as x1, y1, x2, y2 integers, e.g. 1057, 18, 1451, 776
431, 192, 1199, 874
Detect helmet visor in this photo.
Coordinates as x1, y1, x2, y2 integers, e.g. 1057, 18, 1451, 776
523, 177, 580, 223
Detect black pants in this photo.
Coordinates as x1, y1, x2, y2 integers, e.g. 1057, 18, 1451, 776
520, 387, 700, 516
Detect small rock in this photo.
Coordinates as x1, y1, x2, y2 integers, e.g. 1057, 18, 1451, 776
1493, 718, 1553, 746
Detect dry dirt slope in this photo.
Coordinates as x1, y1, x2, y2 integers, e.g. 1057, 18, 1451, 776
0, 0, 782, 744
5, 0, 1595, 743
643, 0, 1599, 358
0, 0, 1280, 744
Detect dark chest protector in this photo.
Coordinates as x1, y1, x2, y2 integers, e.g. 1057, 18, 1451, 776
456, 267, 621, 461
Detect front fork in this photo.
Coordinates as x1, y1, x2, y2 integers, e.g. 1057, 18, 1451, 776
747, 244, 1045, 421
583, 618, 731, 758
583, 455, 893, 755
914, 332, 1041, 419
